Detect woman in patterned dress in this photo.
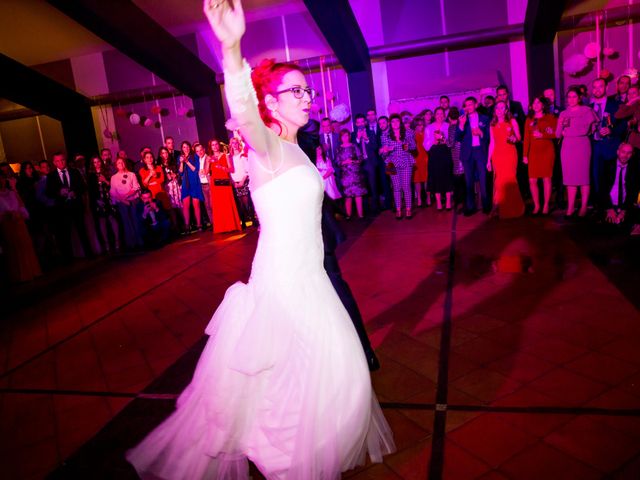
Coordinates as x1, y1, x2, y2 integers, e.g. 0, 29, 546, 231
336, 129, 367, 219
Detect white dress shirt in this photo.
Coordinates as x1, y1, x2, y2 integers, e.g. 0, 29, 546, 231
610, 161, 628, 207
469, 113, 481, 147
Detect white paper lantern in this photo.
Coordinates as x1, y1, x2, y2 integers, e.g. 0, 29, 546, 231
129, 113, 141, 125
584, 42, 601, 59
563, 54, 590, 75
329, 103, 350, 123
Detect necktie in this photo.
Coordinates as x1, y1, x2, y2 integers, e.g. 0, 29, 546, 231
61, 169, 69, 188
618, 166, 625, 207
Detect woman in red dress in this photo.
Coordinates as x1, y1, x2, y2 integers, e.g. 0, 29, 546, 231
208, 139, 241, 233
488, 100, 525, 219
523, 96, 558, 215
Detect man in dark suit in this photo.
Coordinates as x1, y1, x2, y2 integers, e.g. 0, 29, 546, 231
495, 85, 526, 130
297, 120, 380, 371
320, 117, 341, 191
599, 143, 639, 227
353, 113, 383, 214
544, 88, 564, 116
608, 75, 632, 104
45, 152, 93, 259
320, 117, 339, 163
456, 96, 491, 215
591, 77, 626, 197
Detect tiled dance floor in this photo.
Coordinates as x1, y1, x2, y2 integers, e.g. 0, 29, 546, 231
1, 208, 639, 479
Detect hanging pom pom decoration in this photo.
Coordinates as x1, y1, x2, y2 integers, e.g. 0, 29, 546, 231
603, 47, 616, 57
624, 68, 639, 82
329, 103, 351, 123
160, 108, 170, 117
154, 121, 161, 129
599, 68, 612, 81
144, 118, 153, 127
177, 106, 189, 117
563, 54, 591, 76
129, 113, 141, 125
326, 91, 335, 102
186, 109, 195, 118
150, 105, 162, 115
115, 107, 128, 118
103, 129, 113, 139
583, 42, 601, 60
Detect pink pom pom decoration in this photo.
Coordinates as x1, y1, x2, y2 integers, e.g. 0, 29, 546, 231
128, 113, 141, 125
603, 47, 616, 57
144, 118, 153, 127
583, 42, 601, 59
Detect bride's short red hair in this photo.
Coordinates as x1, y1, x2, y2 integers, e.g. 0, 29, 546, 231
251, 59, 304, 131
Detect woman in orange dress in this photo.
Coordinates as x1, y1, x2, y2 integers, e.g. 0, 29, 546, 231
412, 117, 430, 207
523, 96, 558, 215
208, 139, 241, 233
488, 100, 524, 219
139, 151, 170, 210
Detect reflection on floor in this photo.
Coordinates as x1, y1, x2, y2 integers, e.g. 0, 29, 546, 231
1, 208, 640, 479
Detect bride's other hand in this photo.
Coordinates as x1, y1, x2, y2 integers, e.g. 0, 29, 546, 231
204, 0, 245, 50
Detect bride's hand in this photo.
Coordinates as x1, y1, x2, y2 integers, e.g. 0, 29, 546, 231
203, 0, 245, 50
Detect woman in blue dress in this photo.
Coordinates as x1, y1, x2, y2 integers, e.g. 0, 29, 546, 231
178, 140, 204, 233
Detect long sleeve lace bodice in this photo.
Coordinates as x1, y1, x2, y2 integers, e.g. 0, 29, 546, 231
224, 60, 310, 192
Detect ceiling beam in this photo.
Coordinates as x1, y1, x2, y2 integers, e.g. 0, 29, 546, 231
0, 53, 89, 122
47, 0, 228, 141
46, 0, 218, 99
525, 0, 569, 98
303, 0, 371, 73
0, 53, 97, 156
303, 0, 375, 116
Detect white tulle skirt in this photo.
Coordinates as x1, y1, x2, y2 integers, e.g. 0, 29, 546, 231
126, 268, 395, 479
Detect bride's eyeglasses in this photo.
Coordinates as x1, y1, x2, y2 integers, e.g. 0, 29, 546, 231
275, 86, 317, 100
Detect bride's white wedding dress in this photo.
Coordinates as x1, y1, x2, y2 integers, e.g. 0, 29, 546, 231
126, 60, 395, 480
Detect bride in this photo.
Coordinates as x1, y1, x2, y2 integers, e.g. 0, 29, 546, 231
126, 1, 395, 478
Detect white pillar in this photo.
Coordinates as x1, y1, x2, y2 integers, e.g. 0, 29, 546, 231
507, 0, 529, 106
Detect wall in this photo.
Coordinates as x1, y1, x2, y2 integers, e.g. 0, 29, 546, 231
350, 0, 529, 114
557, 19, 640, 101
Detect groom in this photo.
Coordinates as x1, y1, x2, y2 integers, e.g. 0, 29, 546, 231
298, 120, 380, 371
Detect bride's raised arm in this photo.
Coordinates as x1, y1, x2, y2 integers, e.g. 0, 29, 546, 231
204, 0, 272, 158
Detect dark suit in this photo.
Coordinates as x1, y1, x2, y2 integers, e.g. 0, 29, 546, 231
371, 125, 393, 209
320, 131, 341, 191
46, 167, 92, 258
455, 113, 491, 212
353, 127, 383, 213
598, 158, 640, 218
298, 129, 376, 365
591, 97, 626, 195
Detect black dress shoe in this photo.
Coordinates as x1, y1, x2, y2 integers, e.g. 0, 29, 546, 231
366, 351, 380, 371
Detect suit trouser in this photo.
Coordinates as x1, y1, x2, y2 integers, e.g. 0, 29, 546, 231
462, 147, 490, 211
200, 183, 213, 224
53, 204, 93, 258
592, 140, 619, 196
363, 164, 381, 213
324, 252, 374, 355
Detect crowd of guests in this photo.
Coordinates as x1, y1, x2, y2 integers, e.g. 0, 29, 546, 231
0, 136, 255, 283
316, 78, 640, 230
2, 75, 640, 284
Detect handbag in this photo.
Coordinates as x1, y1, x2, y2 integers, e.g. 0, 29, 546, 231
385, 161, 397, 175
214, 178, 231, 187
